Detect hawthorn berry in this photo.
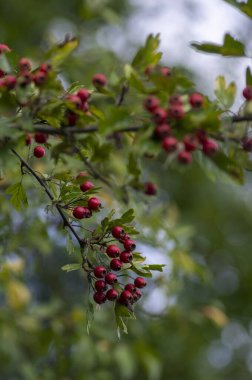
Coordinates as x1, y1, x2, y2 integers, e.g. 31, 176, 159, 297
169, 95, 183, 106
106, 245, 121, 258
34, 146, 45, 158
168, 104, 185, 119
196, 129, 208, 144
88, 197, 101, 210
34, 132, 48, 144
39, 63, 52, 73
80, 181, 94, 192
66, 94, 82, 109
33, 70, 47, 86
134, 277, 147, 288
123, 239, 136, 252
77, 88, 90, 102
144, 96, 159, 112
72, 206, 91, 219
25, 134, 32, 146
92, 73, 107, 87
183, 135, 198, 152
111, 226, 124, 239
178, 150, 192, 165
66, 111, 78, 126
202, 139, 219, 156
95, 280, 107, 292
119, 290, 133, 304
0, 69, 5, 78
160, 66, 171, 76
18, 58, 31, 72
120, 251, 133, 263
162, 136, 178, 153
133, 288, 142, 302
125, 284, 136, 293
0, 44, 11, 54
3, 75, 16, 89
93, 292, 106, 304
153, 107, 167, 124
154, 123, 171, 139
105, 273, 118, 285
242, 138, 252, 151
110, 259, 122, 271
94, 266, 107, 278
119, 233, 130, 243
189, 93, 204, 108
243, 86, 252, 101
106, 288, 118, 301
144, 182, 157, 196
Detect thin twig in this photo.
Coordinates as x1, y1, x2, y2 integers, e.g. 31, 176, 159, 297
116, 83, 129, 106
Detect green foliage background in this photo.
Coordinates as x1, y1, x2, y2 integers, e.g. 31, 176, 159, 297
1, 0, 252, 379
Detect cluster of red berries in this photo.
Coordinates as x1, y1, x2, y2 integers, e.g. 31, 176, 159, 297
25, 132, 48, 158
72, 173, 101, 219
92, 225, 146, 306
65, 89, 91, 126
144, 92, 219, 164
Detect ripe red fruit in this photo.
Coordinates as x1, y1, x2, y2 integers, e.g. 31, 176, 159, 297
169, 95, 183, 106
243, 86, 252, 101
19, 58, 31, 72
168, 104, 185, 119
25, 134, 32, 146
88, 197, 101, 211
105, 273, 118, 285
106, 245, 121, 258
154, 123, 171, 139
33, 70, 47, 86
196, 129, 208, 144
119, 234, 130, 243
189, 93, 204, 108
66, 94, 82, 109
39, 63, 52, 73
0, 69, 5, 78
242, 138, 252, 151
94, 266, 107, 278
77, 88, 90, 102
160, 66, 171, 76
183, 135, 198, 152
66, 111, 78, 126
34, 146, 45, 158
0, 44, 11, 54
80, 181, 94, 192
133, 288, 142, 302
95, 280, 107, 292
72, 206, 91, 219
34, 132, 48, 144
123, 239, 136, 252
110, 259, 122, 271
153, 107, 167, 124
120, 251, 133, 263
144, 182, 157, 196
162, 136, 178, 153
119, 290, 133, 304
111, 226, 124, 239
202, 139, 219, 156
92, 73, 107, 87
125, 284, 136, 293
178, 150, 192, 164
134, 277, 147, 288
3, 75, 16, 89
144, 96, 159, 112
106, 288, 118, 301
93, 292, 106, 304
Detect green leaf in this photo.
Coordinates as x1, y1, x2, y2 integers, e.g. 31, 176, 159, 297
192, 33, 245, 57
66, 233, 75, 255
131, 264, 152, 277
5, 182, 28, 211
115, 302, 136, 337
215, 76, 236, 108
86, 300, 94, 335
61, 263, 82, 272
120, 209, 135, 224
223, 0, 252, 19
127, 153, 141, 178
133, 252, 146, 263
132, 34, 162, 70
147, 264, 166, 272
47, 37, 79, 68
246, 67, 252, 86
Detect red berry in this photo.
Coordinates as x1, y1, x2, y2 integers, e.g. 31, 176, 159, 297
4, 75, 16, 89
162, 136, 178, 153
242, 138, 252, 151
144, 182, 157, 196
72, 206, 91, 219
80, 181, 94, 192
243, 86, 252, 101
183, 135, 198, 152
160, 66, 171, 76
0, 44, 11, 54
66, 94, 82, 109
94, 266, 107, 278
92, 73, 107, 87
153, 107, 167, 124
119, 290, 133, 304
19, 58, 31, 72
66, 111, 78, 126
119, 234, 130, 243
88, 197, 101, 211
33, 70, 47, 86
111, 226, 124, 239
39, 63, 52, 73
202, 139, 219, 156
133, 288, 142, 302
125, 284, 136, 293
169, 95, 183, 106
77, 88, 90, 103
105, 273, 118, 285
34, 146, 45, 158
123, 239, 136, 252
110, 259, 122, 271
95, 280, 107, 292
189, 93, 204, 108
144, 96, 159, 112
168, 104, 185, 119
134, 277, 147, 288
34, 132, 48, 144
196, 129, 208, 144
120, 251, 133, 263
154, 123, 171, 139
0, 69, 5, 78
106, 245, 121, 258
76, 172, 88, 180
178, 150, 192, 165
106, 288, 118, 301
93, 292, 106, 304
25, 134, 32, 146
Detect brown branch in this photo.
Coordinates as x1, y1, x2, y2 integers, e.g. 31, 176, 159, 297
232, 114, 252, 123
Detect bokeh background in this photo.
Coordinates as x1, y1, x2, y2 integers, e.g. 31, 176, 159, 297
1, 1, 252, 379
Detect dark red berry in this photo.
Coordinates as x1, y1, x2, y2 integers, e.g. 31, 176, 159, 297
160, 66, 171, 76
162, 136, 178, 153
153, 107, 167, 124
169, 95, 183, 106
0, 69, 5, 78
189, 93, 204, 108
183, 135, 198, 152
110, 259, 122, 271
154, 123, 171, 139
72, 206, 92, 219
4, 75, 16, 89
123, 239, 136, 252
66, 94, 82, 109
33, 70, 47, 86
95, 280, 107, 292
106, 288, 118, 301
0, 44, 11, 54
119, 233, 130, 243
119, 290, 133, 304
178, 150, 192, 164
106, 245, 121, 258
92, 73, 107, 87
94, 266, 107, 278
39, 63, 52, 73
144, 96, 159, 112
88, 197, 101, 211
77, 88, 90, 102
25, 134, 32, 146
19, 58, 31, 72
125, 284, 136, 293
111, 226, 124, 239
243, 86, 252, 101
34, 146, 45, 158
168, 104, 185, 119
66, 111, 78, 126
202, 139, 219, 156
134, 277, 147, 288
242, 138, 252, 151
133, 288, 142, 302
196, 129, 208, 144
93, 292, 106, 304
80, 181, 94, 192
120, 251, 133, 263
34, 132, 48, 144
105, 273, 118, 285
144, 182, 157, 196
